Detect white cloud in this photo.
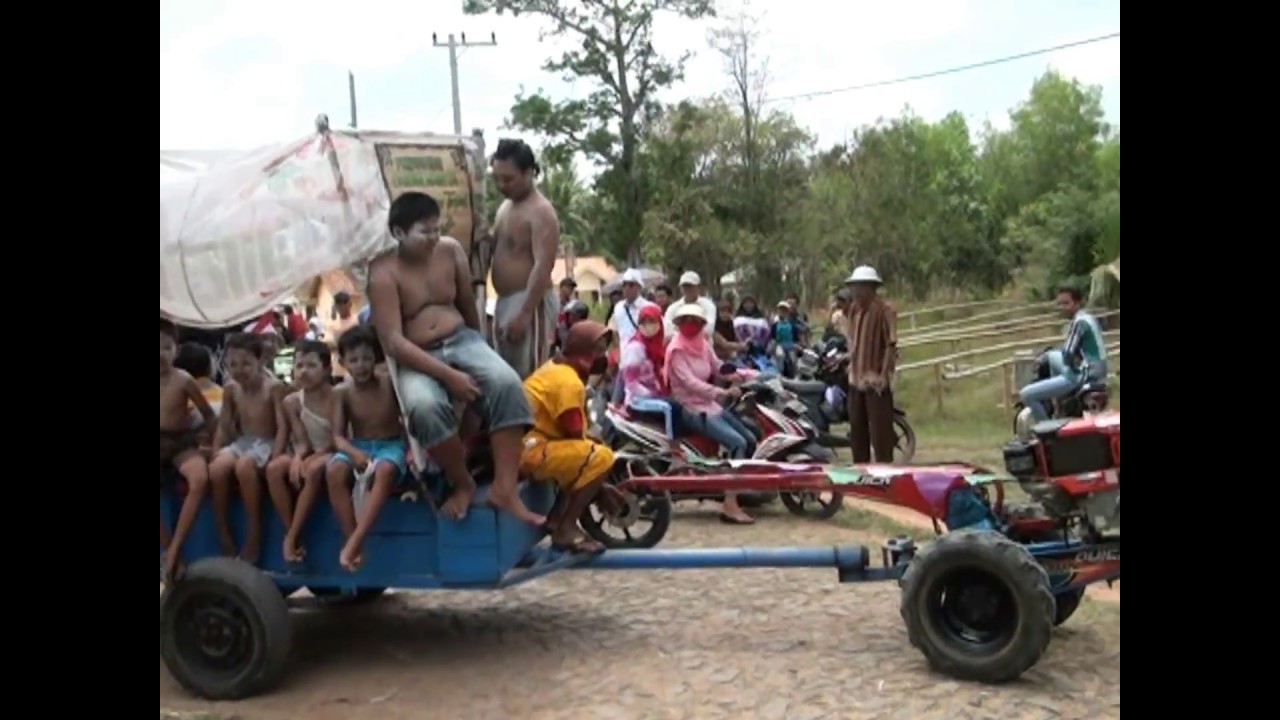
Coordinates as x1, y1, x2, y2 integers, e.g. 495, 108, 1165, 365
1047, 33, 1121, 88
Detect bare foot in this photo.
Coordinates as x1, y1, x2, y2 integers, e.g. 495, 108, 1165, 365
550, 528, 604, 553
487, 484, 548, 527
440, 475, 477, 520
161, 551, 185, 584
339, 540, 364, 572
240, 536, 261, 564
282, 536, 306, 563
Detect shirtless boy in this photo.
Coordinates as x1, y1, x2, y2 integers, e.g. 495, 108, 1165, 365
174, 342, 224, 432
160, 319, 217, 581
367, 191, 541, 526
208, 333, 291, 562
325, 326, 407, 571
278, 340, 339, 562
490, 139, 561, 379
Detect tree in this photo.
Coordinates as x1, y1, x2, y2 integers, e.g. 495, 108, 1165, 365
464, 0, 716, 266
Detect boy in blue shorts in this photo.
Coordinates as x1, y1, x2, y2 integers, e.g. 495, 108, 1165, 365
327, 326, 409, 571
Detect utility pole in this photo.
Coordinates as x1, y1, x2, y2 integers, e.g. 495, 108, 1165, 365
347, 70, 358, 128
432, 32, 497, 135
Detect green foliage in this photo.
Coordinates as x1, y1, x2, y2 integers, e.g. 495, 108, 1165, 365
465, 0, 716, 266
473, 5, 1119, 304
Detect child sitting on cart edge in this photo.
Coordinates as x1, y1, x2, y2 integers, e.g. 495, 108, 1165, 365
326, 326, 409, 571
279, 340, 340, 564
366, 191, 543, 527
209, 332, 291, 563
160, 319, 218, 582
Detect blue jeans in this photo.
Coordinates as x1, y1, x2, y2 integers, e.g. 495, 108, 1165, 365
682, 410, 753, 459
396, 327, 532, 447
1019, 349, 1105, 422
629, 397, 678, 438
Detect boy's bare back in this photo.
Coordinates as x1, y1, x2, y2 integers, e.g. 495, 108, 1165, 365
341, 376, 402, 439
225, 379, 285, 438
160, 369, 201, 431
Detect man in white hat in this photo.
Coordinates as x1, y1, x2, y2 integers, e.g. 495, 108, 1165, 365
844, 265, 898, 463
609, 268, 658, 403
663, 270, 719, 342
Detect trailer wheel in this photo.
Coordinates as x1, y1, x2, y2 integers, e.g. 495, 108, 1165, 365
1052, 588, 1085, 626
160, 558, 292, 700
899, 530, 1054, 683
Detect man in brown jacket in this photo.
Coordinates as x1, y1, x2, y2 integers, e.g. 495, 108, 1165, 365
844, 266, 898, 463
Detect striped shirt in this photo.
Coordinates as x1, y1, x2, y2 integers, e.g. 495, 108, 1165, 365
845, 299, 898, 390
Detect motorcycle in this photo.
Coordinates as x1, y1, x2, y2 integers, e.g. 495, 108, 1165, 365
791, 335, 917, 462
587, 378, 839, 549
1011, 347, 1110, 438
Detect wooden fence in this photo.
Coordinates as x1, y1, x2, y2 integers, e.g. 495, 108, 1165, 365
896, 307, 1121, 413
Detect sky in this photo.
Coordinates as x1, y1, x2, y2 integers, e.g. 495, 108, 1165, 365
160, 0, 1120, 162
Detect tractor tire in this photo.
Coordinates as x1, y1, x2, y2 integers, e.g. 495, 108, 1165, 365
899, 529, 1055, 684
1053, 588, 1085, 626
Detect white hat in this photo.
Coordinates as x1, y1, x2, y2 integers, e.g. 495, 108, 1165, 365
776, 299, 791, 309
673, 303, 706, 322
621, 268, 644, 285
678, 270, 701, 286
845, 265, 883, 285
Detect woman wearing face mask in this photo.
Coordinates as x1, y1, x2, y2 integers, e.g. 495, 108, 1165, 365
620, 305, 682, 440
665, 304, 756, 524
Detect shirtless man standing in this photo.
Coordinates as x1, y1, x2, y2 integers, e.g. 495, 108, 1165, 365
367, 191, 543, 525
490, 139, 561, 379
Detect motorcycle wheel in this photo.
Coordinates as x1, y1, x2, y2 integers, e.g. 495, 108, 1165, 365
579, 456, 672, 550
779, 442, 843, 519
894, 413, 917, 463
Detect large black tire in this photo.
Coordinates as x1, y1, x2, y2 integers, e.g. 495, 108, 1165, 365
899, 529, 1055, 683
1053, 588, 1085, 626
779, 442, 843, 519
160, 558, 293, 700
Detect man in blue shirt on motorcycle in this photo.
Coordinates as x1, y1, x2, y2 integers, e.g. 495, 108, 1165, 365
1019, 286, 1108, 422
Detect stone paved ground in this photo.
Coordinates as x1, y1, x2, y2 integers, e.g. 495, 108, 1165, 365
160, 505, 1120, 720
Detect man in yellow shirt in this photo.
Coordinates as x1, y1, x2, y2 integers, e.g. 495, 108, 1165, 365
521, 320, 617, 552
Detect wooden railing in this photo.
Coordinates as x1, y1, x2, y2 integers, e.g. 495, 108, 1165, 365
896, 308, 1120, 412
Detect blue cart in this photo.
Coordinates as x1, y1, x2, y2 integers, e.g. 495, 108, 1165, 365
159, 469, 1117, 700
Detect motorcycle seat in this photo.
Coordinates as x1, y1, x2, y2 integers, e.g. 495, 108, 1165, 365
781, 378, 826, 396
1076, 381, 1108, 397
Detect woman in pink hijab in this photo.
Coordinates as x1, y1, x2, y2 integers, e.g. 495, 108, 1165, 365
665, 304, 756, 524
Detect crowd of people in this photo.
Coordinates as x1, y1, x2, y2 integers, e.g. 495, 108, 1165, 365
160, 138, 909, 580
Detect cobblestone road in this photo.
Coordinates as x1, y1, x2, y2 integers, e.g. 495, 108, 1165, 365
160, 505, 1120, 720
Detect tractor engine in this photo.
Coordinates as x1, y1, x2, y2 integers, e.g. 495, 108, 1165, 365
1002, 412, 1120, 535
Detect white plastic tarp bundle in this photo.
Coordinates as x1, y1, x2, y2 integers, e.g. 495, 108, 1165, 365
160, 133, 396, 328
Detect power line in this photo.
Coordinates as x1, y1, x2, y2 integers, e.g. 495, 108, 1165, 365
764, 32, 1119, 106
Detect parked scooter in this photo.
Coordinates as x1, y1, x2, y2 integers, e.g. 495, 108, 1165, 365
792, 335, 917, 462
590, 373, 839, 549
